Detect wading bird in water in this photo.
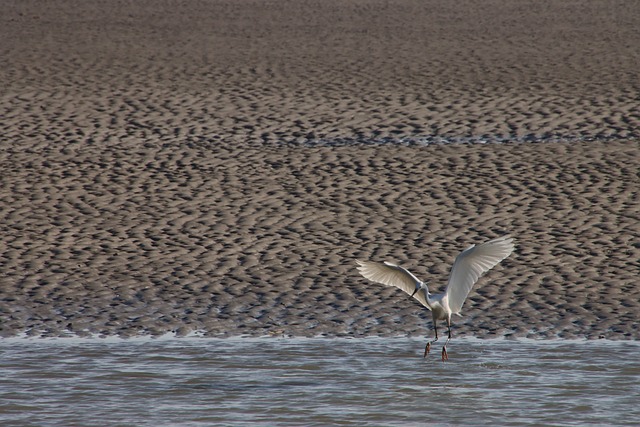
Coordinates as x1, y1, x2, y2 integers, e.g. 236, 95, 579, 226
356, 236, 514, 361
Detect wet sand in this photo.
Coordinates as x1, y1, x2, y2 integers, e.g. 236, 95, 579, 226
1, 0, 638, 339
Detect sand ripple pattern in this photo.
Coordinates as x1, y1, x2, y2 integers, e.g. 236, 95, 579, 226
1, 0, 639, 339
1, 138, 638, 339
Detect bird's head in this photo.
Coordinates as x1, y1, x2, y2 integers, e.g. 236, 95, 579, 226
410, 282, 428, 298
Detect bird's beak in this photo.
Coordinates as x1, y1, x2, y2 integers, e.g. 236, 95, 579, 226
410, 287, 418, 297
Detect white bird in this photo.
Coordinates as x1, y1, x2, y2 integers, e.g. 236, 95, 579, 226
356, 235, 514, 361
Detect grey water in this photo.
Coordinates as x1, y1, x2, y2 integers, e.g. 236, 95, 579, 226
1, 338, 638, 426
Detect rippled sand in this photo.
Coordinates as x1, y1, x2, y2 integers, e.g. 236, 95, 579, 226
1, 0, 638, 339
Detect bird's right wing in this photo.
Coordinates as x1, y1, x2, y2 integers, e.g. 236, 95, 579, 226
355, 260, 429, 308
444, 235, 514, 314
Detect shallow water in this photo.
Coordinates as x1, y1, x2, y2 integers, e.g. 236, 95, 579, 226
1, 338, 638, 426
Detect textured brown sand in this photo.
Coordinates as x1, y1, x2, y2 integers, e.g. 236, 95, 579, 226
1, 0, 639, 339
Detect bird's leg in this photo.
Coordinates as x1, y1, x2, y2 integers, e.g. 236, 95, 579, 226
424, 320, 438, 358
441, 318, 452, 362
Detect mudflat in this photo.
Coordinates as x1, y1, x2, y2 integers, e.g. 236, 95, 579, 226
1, 0, 638, 339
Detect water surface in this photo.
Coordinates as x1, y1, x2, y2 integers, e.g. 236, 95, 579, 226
1, 338, 638, 426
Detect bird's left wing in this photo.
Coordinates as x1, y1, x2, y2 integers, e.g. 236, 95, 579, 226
356, 260, 429, 308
